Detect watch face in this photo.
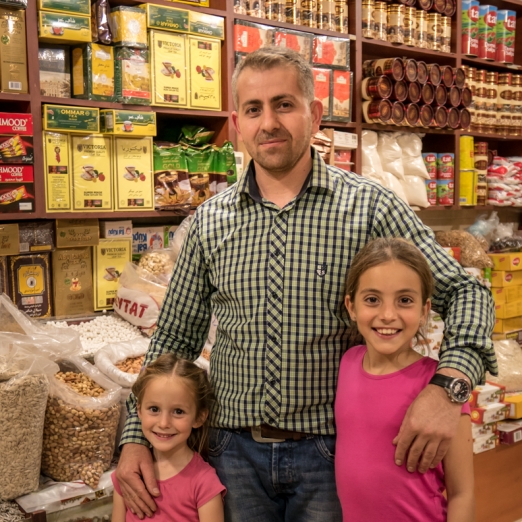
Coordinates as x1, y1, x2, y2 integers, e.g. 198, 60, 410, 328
450, 379, 471, 403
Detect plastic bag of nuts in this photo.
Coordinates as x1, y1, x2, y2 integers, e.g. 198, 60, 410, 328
138, 249, 175, 285
435, 230, 494, 269
41, 356, 121, 489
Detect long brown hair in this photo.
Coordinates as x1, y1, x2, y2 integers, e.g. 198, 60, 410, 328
132, 353, 215, 460
345, 238, 434, 345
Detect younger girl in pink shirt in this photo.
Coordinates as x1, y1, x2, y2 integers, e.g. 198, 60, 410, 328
335, 238, 474, 522
112, 354, 225, 522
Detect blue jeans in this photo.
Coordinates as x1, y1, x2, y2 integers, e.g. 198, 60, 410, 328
208, 428, 342, 522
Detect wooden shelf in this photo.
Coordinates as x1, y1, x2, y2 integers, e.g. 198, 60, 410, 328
461, 56, 522, 72
361, 38, 457, 62
42, 209, 190, 219
361, 123, 457, 135
321, 121, 357, 129
458, 130, 522, 141
0, 93, 31, 102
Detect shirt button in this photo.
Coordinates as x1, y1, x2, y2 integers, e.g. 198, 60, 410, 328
269, 378, 276, 386
273, 249, 281, 257
271, 291, 277, 298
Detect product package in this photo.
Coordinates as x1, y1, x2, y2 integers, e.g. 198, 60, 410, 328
312, 35, 350, 68
55, 218, 99, 248
113, 136, 154, 211
185, 145, 212, 207
313, 68, 332, 120
18, 221, 54, 253
0, 7, 27, 94
150, 30, 188, 107
0, 113, 32, 135
0, 223, 19, 258
100, 110, 156, 136
72, 43, 115, 102
140, 2, 189, 33
38, 11, 92, 45
52, 247, 94, 317
91, 0, 112, 44
114, 47, 151, 105
0, 135, 33, 164
132, 227, 168, 254
331, 69, 353, 122
470, 382, 506, 408
100, 220, 132, 239
497, 420, 522, 444
43, 131, 72, 212
71, 134, 112, 211
233, 20, 274, 54
188, 35, 221, 111
505, 392, 522, 419
38, 0, 90, 15
0, 165, 34, 213
38, 45, 71, 98
43, 104, 100, 134
93, 238, 132, 311
189, 10, 224, 40
496, 10, 516, 63
110, 6, 147, 48
471, 402, 510, 424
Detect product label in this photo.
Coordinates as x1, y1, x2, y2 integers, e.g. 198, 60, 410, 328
332, 69, 352, 120
114, 286, 160, 328
43, 104, 100, 133
100, 110, 156, 136
188, 36, 221, 110
141, 3, 189, 32
0, 113, 32, 135
38, 0, 90, 16
189, 11, 224, 39
44, 132, 71, 211
38, 12, 91, 44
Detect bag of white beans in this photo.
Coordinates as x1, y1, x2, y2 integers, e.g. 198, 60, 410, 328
41, 356, 121, 489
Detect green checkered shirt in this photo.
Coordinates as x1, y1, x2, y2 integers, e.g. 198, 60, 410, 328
121, 149, 497, 443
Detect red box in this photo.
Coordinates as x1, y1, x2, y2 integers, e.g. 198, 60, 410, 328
0, 135, 33, 164
497, 420, 522, 444
470, 382, 506, 408
470, 402, 510, 424
0, 113, 33, 135
0, 165, 35, 213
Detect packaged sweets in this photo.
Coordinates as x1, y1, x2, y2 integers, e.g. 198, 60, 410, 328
0, 135, 33, 164
0, 165, 34, 213
234, 20, 274, 54
185, 145, 212, 207
114, 48, 151, 105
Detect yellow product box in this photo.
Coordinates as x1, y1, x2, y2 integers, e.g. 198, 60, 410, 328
55, 218, 99, 248
491, 285, 522, 304
491, 270, 522, 288
113, 136, 154, 211
72, 43, 115, 102
188, 11, 224, 40
43, 131, 72, 212
459, 169, 477, 206
150, 30, 188, 107
491, 328, 522, 346
100, 109, 156, 136
43, 104, 100, 134
139, 3, 189, 33
188, 35, 221, 111
168, 0, 209, 6
495, 299, 522, 319
93, 238, 131, 311
493, 315, 522, 334
38, 11, 91, 45
0, 7, 28, 94
110, 6, 147, 49
505, 392, 522, 419
489, 253, 522, 271
37, 0, 90, 16
71, 134, 113, 211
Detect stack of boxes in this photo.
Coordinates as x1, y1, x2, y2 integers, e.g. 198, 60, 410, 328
498, 391, 522, 445
422, 152, 455, 206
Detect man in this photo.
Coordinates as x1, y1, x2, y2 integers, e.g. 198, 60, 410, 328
116, 47, 497, 521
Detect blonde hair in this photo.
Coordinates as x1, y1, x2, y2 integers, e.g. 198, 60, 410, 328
132, 354, 214, 459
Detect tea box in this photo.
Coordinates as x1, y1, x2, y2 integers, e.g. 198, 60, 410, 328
93, 238, 132, 311
312, 35, 350, 68
39, 45, 71, 98
0, 223, 19, 256
233, 20, 274, 54
100, 110, 156, 137
38, 12, 91, 45
37, 0, 90, 16
150, 30, 188, 107
140, 3, 189, 33
189, 11, 224, 40
331, 69, 353, 122
43, 104, 100, 134
0, 7, 28, 94
313, 68, 331, 120
72, 43, 115, 102
0, 165, 34, 213
273, 29, 313, 63
55, 218, 99, 248
113, 136, 154, 211
43, 131, 72, 212
52, 247, 94, 317
114, 47, 151, 105
188, 35, 221, 111
71, 134, 112, 211
110, 6, 147, 48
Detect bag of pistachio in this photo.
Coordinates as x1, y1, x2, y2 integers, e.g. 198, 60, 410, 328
41, 356, 121, 489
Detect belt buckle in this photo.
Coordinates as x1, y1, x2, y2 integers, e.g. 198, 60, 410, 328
251, 425, 285, 443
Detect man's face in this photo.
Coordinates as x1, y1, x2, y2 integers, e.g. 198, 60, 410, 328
232, 65, 322, 175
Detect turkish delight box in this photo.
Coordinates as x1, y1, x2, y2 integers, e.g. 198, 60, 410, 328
0, 135, 33, 164
233, 20, 274, 53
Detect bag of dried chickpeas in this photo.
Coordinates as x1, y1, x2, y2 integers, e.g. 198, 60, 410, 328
41, 356, 122, 489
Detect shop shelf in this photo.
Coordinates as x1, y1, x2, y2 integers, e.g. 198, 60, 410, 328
361, 123, 457, 135
361, 38, 457, 63
458, 130, 522, 140
461, 56, 522, 72
42, 210, 190, 220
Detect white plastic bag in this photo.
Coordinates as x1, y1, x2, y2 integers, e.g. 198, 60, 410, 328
377, 132, 405, 180
171, 215, 193, 264
361, 130, 383, 176
396, 133, 430, 180
488, 340, 522, 392
400, 175, 430, 207
381, 171, 408, 203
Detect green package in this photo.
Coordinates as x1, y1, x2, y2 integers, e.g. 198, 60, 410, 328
185, 145, 213, 207
114, 47, 151, 105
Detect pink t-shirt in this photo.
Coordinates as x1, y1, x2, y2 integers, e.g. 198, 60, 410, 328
112, 452, 226, 522
335, 345, 470, 522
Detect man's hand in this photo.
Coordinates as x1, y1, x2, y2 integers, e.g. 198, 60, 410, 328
393, 372, 467, 473
116, 444, 159, 519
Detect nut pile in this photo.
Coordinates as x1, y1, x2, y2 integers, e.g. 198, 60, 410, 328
138, 251, 173, 278
115, 355, 145, 374
55, 371, 106, 397
41, 396, 120, 489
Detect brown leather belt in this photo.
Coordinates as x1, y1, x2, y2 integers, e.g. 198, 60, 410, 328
242, 424, 307, 443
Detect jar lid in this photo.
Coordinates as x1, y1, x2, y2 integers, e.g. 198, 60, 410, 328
461, 87, 472, 107
422, 82, 435, 104
378, 99, 393, 122
433, 0, 446, 13
417, 0, 434, 10
420, 104, 434, 127
444, 0, 456, 16
448, 86, 461, 107
417, 61, 428, 84
405, 59, 418, 82
391, 102, 405, 125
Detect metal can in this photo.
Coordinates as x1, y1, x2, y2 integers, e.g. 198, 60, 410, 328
462, 0, 479, 57
266, 1, 286, 21
387, 4, 405, 44
427, 13, 442, 51
422, 82, 435, 104
404, 103, 421, 126
447, 107, 461, 129
334, 0, 349, 34
248, 0, 266, 18
420, 104, 434, 127
432, 105, 448, 127
478, 5, 497, 60
362, 0, 375, 38
234, 0, 248, 15
497, 72, 513, 134
441, 15, 452, 53
417, 0, 434, 11
461, 87, 473, 108
363, 58, 405, 81
317, 0, 336, 31
444, 0, 456, 17
454, 67, 466, 89
427, 63, 442, 86
407, 81, 422, 103
362, 99, 393, 123
404, 59, 418, 82
447, 85, 462, 107
511, 75, 522, 136
417, 61, 429, 84
434, 84, 448, 106
285, 0, 300, 24
485, 71, 498, 132
390, 80, 408, 102
433, 0, 446, 14
391, 101, 406, 125
361, 76, 393, 100
416, 10, 429, 49
460, 108, 472, 129
473, 69, 487, 131
441, 65, 454, 88
374, 2, 388, 41
301, 1, 317, 27
404, 7, 416, 46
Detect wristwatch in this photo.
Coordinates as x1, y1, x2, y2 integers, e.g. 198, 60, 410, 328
428, 374, 472, 404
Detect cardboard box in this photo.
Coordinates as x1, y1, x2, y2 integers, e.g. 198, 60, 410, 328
489, 253, 522, 272
168, 0, 208, 5
8, 253, 52, 318
38, 45, 71, 98
471, 402, 510, 424
273, 29, 313, 63
188, 35, 221, 111
0, 165, 34, 213
312, 35, 350, 68
492, 328, 522, 346
43, 131, 72, 212
71, 43, 115, 102
0, 256, 7, 294
43, 104, 99, 134
0, 135, 33, 164
37, 0, 90, 16
313, 68, 331, 121
19, 222, 54, 253
52, 247, 93, 317
493, 316, 522, 334
92, 238, 131, 311
0, 113, 32, 135
497, 420, 522, 445
132, 226, 168, 254
114, 47, 151, 106
0, 223, 19, 256
331, 69, 353, 122
0, 7, 27, 94
504, 392, 522, 419
140, 2, 188, 33
113, 136, 154, 211
473, 433, 499, 454
55, 218, 99, 248
110, 6, 147, 48
150, 30, 188, 107
495, 299, 522, 319
471, 421, 498, 439
491, 270, 522, 288
100, 220, 132, 239
71, 134, 112, 211
100, 110, 156, 137
491, 285, 522, 304
233, 20, 274, 54
38, 12, 92, 45
189, 11, 224, 40
470, 383, 506, 408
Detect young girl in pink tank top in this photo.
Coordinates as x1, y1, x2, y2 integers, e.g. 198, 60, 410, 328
335, 238, 474, 522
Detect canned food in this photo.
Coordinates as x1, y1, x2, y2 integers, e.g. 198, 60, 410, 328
387, 4, 405, 44
426, 179, 437, 205
301, 1, 316, 27
444, 0, 456, 17
407, 81, 422, 103
441, 16, 452, 53
317, 0, 336, 30
390, 80, 408, 102
447, 86, 461, 107
374, 2, 388, 41
433, 105, 448, 127
362, 0, 375, 38
460, 108, 471, 129
404, 103, 421, 126
427, 13, 442, 51
478, 5, 497, 60
461, 87, 473, 108
454, 67, 466, 89
234, 0, 248, 14
462, 0, 479, 57
266, 0, 285, 21
496, 10, 516, 64
427, 63, 442, 86
404, 7, 416, 46
362, 99, 393, 123
363, 58, 405, 81
420, 104, 434, 127
422, 82, 435, 104
416, 10, 429, 49
248, 0, 266, 18
434, 84, 448, 106
361, 75, 393, 100
433, 0, 446, 14
447, 106, 460, 128
334, 0, 349, 34
437, 179, 454, 205
391, 101, 406, 125
417, 61, 429, 84
404, 59, 418, 82
441, 65, 454, 88
285, 0, 300, 24
417, 0, 434, 11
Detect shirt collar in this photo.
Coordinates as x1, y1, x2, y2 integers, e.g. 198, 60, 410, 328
237, 147, 336, 202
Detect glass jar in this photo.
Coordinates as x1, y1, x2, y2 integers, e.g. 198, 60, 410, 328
266, 1, 285, 21
484, 71, 498, 133
374, 1, 388, 41
387, 4, 405, 44
248, 0, 266, 18
285, 0, 300, 24
441, 16, 451, 53
300, 1, 316, 27
334, 0, 349, 33
404, 7, 416, 46
362, 0, 375, 38
427, 13, 442, 51
511, 75, 522, 136
497, 73, 513, 135
317, 0, 335, 30
416, 10, 428, 49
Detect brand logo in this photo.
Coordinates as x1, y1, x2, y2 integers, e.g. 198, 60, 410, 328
484, 12, 496, 26
316, 263, 327, 277
469, 7, 479, 21
0, 117, 28, 127
514, 258, 520, 266
506, 16, 516, 30
506, 273, 513, 282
